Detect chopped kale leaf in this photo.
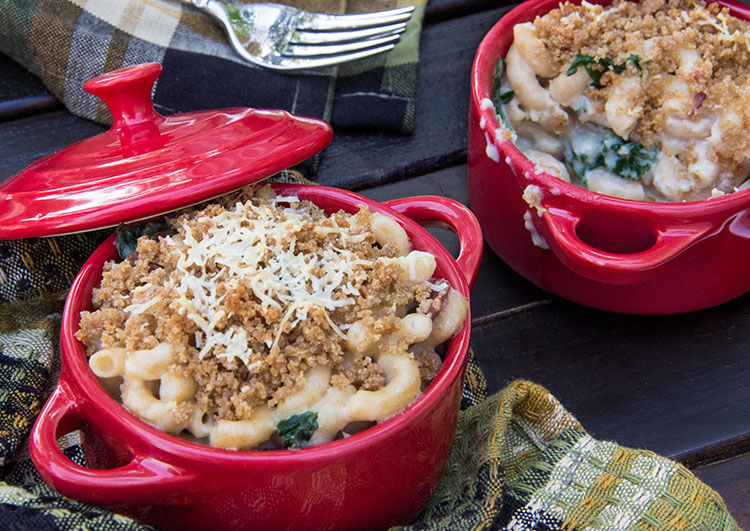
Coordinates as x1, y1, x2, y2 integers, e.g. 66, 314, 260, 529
564, 128, 656, 181
498, 90, 516, 104
493, 58, 510, 106
627, 54, 643, 71
492, 57, 515, 125
566, 55, 596, 76
567, 54, 643, 89
601, 133, 655, 180
277, 411, 319, 449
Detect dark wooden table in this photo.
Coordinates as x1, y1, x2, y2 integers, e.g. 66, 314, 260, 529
1, 1, 748, 526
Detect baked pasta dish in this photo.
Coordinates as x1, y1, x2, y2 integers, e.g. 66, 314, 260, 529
76, 186, 468, 451
491, 0, 750, 201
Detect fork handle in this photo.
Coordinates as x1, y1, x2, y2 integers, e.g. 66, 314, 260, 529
175, 0, 229, 25
175, 0, 213, 9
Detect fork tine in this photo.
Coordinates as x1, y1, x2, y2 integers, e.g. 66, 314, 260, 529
295, 6, 415, 31
282, 43, 398, 70
285, 33, 402, 57
291, 22, 407, 45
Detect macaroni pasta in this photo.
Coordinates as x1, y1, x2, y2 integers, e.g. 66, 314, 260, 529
493, 0, 750, 201
76, 186, 468, 450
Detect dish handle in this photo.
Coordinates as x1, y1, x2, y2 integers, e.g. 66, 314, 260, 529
384, 196, 483, 290
540, 205, 712, 285
31, 379, 194, 505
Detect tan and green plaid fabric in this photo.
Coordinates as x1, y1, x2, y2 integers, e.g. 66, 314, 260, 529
0, 193, 740, 529
407, 380, 739, 530
0, 0, 426, 140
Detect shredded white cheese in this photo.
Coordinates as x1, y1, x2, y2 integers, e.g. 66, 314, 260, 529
136, 196, 376, 367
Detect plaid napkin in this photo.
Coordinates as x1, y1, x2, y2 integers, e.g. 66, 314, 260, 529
406, 378, 740, 531
0, 0, 425, 140
0, 185, 741, 529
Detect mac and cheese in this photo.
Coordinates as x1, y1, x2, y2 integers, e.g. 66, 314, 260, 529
492, 0, 750, 201
76, 186, 468, 450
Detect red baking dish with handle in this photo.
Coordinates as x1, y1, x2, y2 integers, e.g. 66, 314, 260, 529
468, 0, 750, 314
30, 183, 483, 531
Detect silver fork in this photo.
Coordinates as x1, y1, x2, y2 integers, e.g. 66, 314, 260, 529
177, 1, 415, 71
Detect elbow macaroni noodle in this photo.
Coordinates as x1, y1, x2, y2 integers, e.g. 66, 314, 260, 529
80, 186, 468, 450
493, 0, 750, 202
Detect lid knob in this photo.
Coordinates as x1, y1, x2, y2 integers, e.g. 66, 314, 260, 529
84, 63, 164, 144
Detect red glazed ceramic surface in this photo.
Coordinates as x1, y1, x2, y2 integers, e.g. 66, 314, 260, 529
30, 183, 483, 531
468, 0, 750, 314
0, 63, 333, 239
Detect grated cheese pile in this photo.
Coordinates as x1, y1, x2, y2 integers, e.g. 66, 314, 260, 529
165, 194, 373, 365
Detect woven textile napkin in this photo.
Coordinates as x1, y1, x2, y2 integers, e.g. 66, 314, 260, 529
0, 0, 426, 137
0, 201, 741, 530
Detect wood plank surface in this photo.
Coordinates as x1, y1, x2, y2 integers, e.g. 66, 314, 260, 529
0, 111, 105, 183
0, 54, 54, 113
692, 452, 750, 529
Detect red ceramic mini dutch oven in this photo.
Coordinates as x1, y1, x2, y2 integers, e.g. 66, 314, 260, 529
469, 0, 750, 314
15, 62, 483, 531
29, 192, 482, 527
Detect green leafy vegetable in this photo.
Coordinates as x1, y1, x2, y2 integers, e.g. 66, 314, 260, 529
564, 127, 656, 181
601, 133, 655, 180
497, 90, 515, 104
493, 58, 505, 87
567, 55, 596, 75
277, 411, 319, 449
626, 54, 643, 71
492, 57, 515, 124
493, 58, 514, 105
115, 221, 170, 260
567, 54, 643, 88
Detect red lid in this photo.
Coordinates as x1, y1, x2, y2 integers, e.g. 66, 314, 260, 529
0, 63, 333, 239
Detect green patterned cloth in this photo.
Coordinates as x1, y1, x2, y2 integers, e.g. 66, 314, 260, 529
0, 0, 425, 136
0, 297, 156, 529
408, 380, 739, 531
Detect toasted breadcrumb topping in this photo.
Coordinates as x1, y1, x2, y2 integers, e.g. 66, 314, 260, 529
76, 186, 447, 422
534, 0, 750, 171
